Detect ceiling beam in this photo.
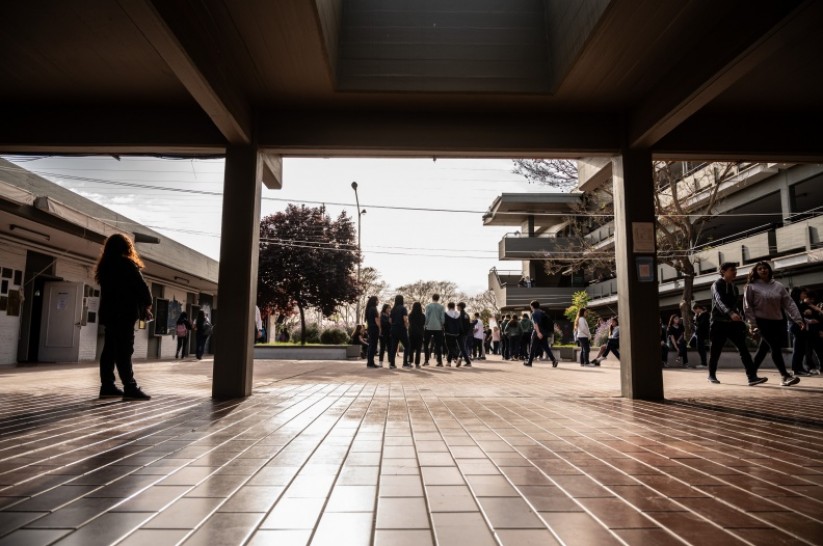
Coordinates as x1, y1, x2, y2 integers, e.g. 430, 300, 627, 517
0, 105, 227, 155
257, 110, 623, 157
629, 0, 817, 150
117, 0, 252, 145
652, 112, 823, 162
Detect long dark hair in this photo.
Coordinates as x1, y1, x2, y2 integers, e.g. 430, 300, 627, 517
366, 296, 378, 309
747, 261, 773, 283
667, 314, 680, 328
410, 301, 423, 317
177, 312, 188, 324
393, 295, 404, 308
94, 233, 143, 283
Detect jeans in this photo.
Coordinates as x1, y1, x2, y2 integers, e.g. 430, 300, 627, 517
578, 337, 590, 364
176, 334, 188, 358
507, 337, 520, 360
100, 323, 137, 388
378, 332, 391, 363
602, 338, 620, 359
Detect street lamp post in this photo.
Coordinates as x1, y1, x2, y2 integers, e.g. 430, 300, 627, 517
351, 181, 365, 324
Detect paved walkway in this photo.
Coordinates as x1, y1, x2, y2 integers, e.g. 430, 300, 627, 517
0, 356, 821, 546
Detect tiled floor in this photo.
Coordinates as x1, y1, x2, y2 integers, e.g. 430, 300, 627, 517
1, 356, 822, 545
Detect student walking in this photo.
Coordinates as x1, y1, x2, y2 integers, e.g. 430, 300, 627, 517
692, 303, 710, 367
524, 300, 558, 367
194, 310, 212, 359
378, 303, 391, 366
743, 261, 802, 386
706, 262, 766, 386
95, 234, 153, 400
174, 312, 192, 359
457, 302, 473, 367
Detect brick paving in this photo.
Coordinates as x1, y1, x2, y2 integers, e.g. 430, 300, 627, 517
0, 356, 822, 546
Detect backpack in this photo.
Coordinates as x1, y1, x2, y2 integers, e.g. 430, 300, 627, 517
176, 322, 187, 337
540, 313, 554, 335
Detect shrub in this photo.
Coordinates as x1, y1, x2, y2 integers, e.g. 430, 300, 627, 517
293, 323, 321, 344
320, 327, 349, 345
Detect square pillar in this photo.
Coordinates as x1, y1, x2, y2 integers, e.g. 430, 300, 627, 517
212, 145, 262, 398
612, 150, 664, 400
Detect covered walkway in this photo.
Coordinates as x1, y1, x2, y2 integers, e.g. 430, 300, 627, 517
1, 358, 821, 545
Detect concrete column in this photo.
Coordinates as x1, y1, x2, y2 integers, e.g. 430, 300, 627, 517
212, 145, 262, 398
612, 150, 664, 400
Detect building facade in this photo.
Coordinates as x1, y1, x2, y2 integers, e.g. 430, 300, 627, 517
0, 159, 219, 366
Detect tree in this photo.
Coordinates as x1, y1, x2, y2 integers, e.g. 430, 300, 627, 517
342, 267, 388, 328
513, 159, 578, 192
515, 159, 734, 339
465, 289, 499, 321
257, 204, 359, 345
394, 280, 462, 306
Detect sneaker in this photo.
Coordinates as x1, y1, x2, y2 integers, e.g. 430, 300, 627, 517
523, 362, 532, 367
403, 364, 412, 368
99, 385, 124, 398
122, 387, 151, 400
436, 363, 443, 367
781, 375, 800, 387
389, 364, 397, 369
552, 360, 558, 368
747, 377, 768, 386
591, 358, 601, 365
463, 363, 472, 368
793, 371, 811, 377
707, 377, 720, 384
809, 368, 821, 375
367, 364, 379, 368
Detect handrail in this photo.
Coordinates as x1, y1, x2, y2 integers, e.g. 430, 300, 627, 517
784, 205, 823, 225
691, 222, 776, 252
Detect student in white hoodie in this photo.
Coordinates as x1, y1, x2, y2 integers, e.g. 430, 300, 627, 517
743, 261, 804, 387
575, 307, 592, 366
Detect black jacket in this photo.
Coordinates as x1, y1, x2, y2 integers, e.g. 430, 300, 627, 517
710, 278, 742, 323
98, 257, 152, 327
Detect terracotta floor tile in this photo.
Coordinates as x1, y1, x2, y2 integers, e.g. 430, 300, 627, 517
117, 529, 189, 546
373, 529, 434, 546
477, 496, 545, 529
325, 485, 376, 512
379, 475, 424, 497
48, 512, 153, 546
613, 528, 689, 546
218, 485, 284, 513
0, 529, 71, 546
651, 512, 751, 546
25, 497, 122, 529
376, 497, 429, 529
494, 528, 562, 546
540, 512, 624, 546
431, 512, 496, 546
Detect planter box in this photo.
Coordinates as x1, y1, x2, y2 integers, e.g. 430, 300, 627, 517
254, 345, 360, 361
556, 347, 577, 361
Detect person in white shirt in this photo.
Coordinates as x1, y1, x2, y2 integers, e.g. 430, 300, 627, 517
575, 307, 592, 366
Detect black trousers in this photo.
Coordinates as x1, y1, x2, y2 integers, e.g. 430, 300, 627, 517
100, 324, 137, 388
409, 330, 424, 365
389, 329, 410, 366
708, 320, 756, 380
527, 333, 556, 365
424, 330, 444, 364
176, 334, 188, 357
378, 332, 391, 362
367, 327, 379, 366
754, 318, 790, 377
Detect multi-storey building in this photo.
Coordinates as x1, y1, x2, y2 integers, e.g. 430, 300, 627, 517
486, 161, 823, 321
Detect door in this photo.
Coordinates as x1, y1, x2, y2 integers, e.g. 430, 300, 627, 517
38, 281, 84, 362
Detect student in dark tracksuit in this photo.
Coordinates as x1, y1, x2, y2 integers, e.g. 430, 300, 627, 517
95, 234, 153, 400
707, 262, 764, 386
365, 296, 381, 368
408, 302, 425, 368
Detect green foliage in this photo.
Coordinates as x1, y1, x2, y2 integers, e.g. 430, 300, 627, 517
292, 323, 321, 344
320, 328, 349, 345
564, 290, 600, 332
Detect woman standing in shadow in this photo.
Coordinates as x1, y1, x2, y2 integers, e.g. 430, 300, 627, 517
95, 234, 152, 400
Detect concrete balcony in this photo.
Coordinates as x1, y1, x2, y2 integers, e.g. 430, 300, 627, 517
498, 235, 583, 260
489, 269, 578, 310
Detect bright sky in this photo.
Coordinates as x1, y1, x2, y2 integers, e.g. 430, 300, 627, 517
5, 156, 561, 295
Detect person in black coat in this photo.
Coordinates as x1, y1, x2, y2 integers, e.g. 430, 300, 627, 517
692, 303, 710, 367
95, 234, 153, 400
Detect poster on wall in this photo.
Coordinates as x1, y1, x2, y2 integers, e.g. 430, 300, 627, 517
6, 290, 21, 316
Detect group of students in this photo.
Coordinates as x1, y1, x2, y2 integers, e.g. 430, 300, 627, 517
355, 295, 558, 369
662, 260, 819, 387
173, 310, 213, 360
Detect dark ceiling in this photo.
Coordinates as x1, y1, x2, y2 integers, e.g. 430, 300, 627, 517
1, 0, 821, 160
